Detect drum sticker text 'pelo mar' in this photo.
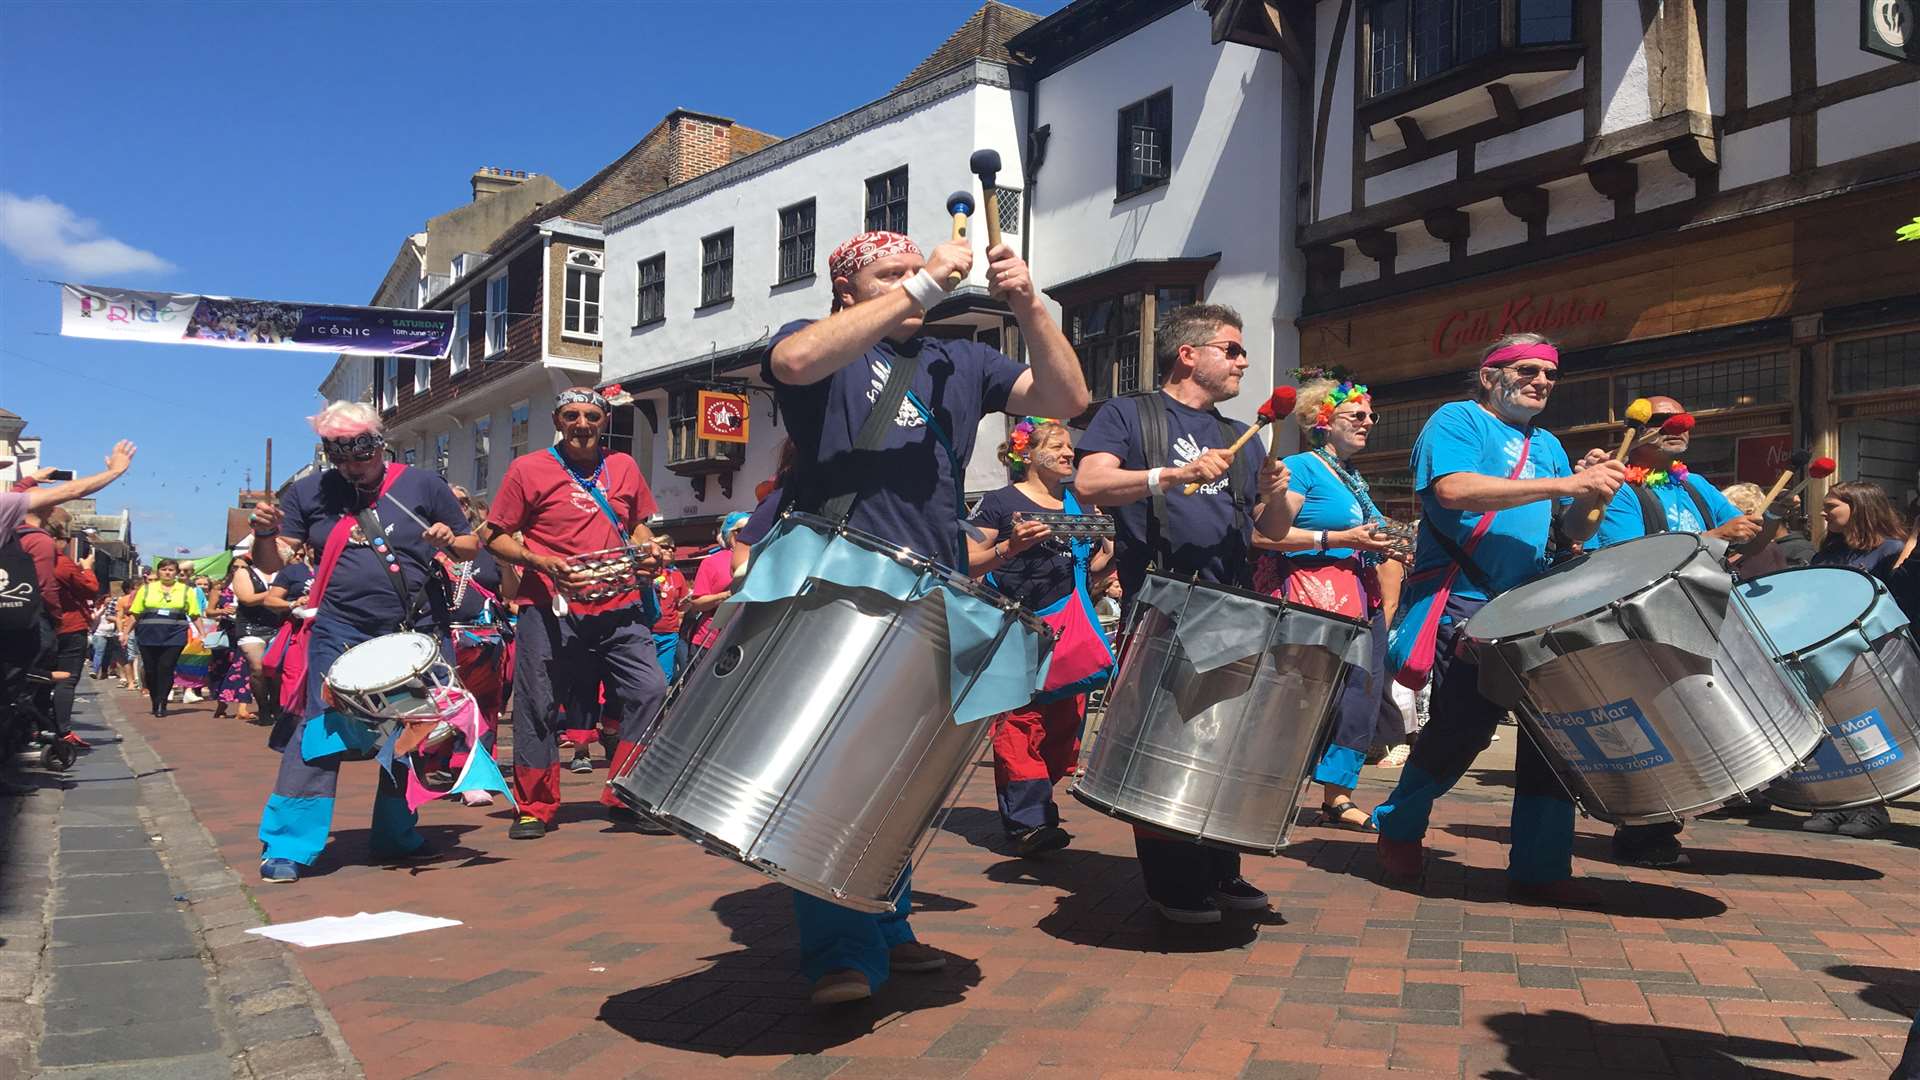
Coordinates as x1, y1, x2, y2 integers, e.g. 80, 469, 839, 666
1787, 709, 1904, 784
1536, 699, 1674, 775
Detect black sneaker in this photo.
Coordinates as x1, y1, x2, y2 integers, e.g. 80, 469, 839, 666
508, 815, 546, 840
1012, 825, 1071, 858
1614, 838, 1690, 868
608, 805, 674, 835
1209, 877, 1270, 911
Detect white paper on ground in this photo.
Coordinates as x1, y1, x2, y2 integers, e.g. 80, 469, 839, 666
245, 911, 462, 947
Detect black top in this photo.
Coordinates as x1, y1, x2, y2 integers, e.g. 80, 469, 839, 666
967, 486, 1077, 610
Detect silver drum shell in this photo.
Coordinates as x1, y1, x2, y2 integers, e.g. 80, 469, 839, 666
1469, 534, 1824, 825
1764, 626, 1920, 811
1071, 576, 1363, 854
610, 581, 998, 913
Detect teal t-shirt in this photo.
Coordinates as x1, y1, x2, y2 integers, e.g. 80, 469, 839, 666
1589, 472, 1740, 550
1280, 450, 1368, 561
1409, 400, 1572, 600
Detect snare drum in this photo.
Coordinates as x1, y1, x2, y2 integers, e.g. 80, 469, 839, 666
1466, 532, 1823, 824
325, 632, 461, 742
1736, 566, 1920, 811
1071, 573, 1371, 853
608, 513, 1051, 913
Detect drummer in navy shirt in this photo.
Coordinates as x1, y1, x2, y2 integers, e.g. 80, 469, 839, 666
767, 228, 1088, 1006
1372, 333, 1625, 906
1076, 303, 1296, 925
249, 402, 478, 885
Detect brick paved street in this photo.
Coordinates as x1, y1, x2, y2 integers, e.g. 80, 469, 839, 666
81, 683, 1920, 1079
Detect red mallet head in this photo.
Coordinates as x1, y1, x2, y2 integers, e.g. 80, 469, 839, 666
1809, 457, 1836, 480
1257, 386, 1298, 424
1659, 413, 1695, 436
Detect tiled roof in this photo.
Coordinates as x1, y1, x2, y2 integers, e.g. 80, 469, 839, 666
893, 1, 1041, 92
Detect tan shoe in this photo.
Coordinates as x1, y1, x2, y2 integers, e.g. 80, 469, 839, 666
888, 941, 947, 973
810, 969, 872, 1005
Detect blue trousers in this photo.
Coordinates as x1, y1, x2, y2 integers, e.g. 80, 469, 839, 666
791, 873, 915, 988
1313, 611, 1392, 791
652, 631, 679, 683
257, 616, 432, 865
1372, 594, 1574, 883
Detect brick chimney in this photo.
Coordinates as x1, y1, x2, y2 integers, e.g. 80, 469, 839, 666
665, 112, 738, 185
471, 166, 534, 202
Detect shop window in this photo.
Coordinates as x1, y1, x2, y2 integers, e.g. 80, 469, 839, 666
1834, 330, 1920, 395
1365, 0, 1575, 98
1363, 401, 1431, 455
1537, 373, 1610, 430
509, 401, 529, 459
1068, 294, 1140, 402
433, 433, 450, 477
1621, 352, 1790, 415
1839, 417, 1920, 507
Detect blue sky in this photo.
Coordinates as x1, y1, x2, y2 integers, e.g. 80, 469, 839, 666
0, 0, 1068, 561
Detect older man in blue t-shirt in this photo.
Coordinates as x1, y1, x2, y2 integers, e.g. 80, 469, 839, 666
1585, 393, 1765, 869
766, 228, 1088, 1006
1374, 333, 1626, 906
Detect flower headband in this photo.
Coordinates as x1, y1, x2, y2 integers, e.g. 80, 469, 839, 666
1003, 416, 1055, 469
1293, 366, 1369, 432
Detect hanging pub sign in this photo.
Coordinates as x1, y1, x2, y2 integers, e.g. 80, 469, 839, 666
696, 389, 750, 444
1862, 0, 1915, 62
59, 283, 454, 358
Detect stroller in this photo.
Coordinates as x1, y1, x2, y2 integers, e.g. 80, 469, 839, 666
1, 659, 76, 773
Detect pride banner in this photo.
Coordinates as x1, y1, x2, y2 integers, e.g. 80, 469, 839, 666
60, 283, 454, 358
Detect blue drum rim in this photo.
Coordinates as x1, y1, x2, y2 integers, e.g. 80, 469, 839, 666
1465, 532, 1706, 647
1734, 564, 1889, 661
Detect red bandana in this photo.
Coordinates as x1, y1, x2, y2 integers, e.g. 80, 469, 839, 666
827, 231, 921, 284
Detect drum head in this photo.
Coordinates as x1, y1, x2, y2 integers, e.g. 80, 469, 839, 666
329, 632, 438, 691
1736, 566, 1881, 656
1468, 532, 1704, 642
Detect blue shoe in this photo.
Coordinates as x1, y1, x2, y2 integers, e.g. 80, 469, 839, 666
259, 858, 299, 884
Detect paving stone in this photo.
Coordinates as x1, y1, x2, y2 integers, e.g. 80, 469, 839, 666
55, 848, 164, 877
35, 1015, 222, 1066
55, 871, 180, 916
56, 825, 151, 851
35, 1051, 236, 1079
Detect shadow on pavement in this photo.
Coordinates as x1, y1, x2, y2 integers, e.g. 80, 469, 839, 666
1826, 963, 1920, 1020
1443, 822, 1885, 880
1718, 805, 1920, 851
302, 822, 485, 878
1290, 834, 1728, 918
1478, 1007, 1855, 1079
597, 882, 982, 1057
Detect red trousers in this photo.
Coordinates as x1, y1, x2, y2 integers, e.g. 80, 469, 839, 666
990, 695, 1083, 833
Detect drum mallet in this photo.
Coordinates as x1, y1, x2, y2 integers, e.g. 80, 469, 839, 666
1577, 398, 1655, 529
1631, 412, 1694, 449
969, 149, 1005, 251
1734, 451, 1828, 559
1181, 386, 1298, 495
943, 191, 974, 289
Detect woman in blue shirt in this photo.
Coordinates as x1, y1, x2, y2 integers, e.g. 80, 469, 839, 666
1251, 374, 1409, 830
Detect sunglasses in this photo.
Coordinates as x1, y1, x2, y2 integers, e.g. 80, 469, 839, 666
1334, 410, 1378, 423
1199, 340, 1250, 360
322, 433, 386, 462
558, 409, 606, 424
1502, 363, 1560, 382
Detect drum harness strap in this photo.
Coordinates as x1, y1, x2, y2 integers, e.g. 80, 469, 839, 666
1126, 391, 1253, 584
1631, 476, 1716, 538
817, 340, 926, 525
351, 489, 446, 636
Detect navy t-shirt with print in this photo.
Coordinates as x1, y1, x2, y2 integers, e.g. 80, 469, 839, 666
278, 467, 470, 633
967, 486, 1078, 610
1077, 391, 1268, 596
765, 321, 1026, 570
276, 564, 314, 605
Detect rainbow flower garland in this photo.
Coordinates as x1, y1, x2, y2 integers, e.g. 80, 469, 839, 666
1291, 365, 1368, 439
1625, 460, 1689, 488
1003, 416, 1053, 469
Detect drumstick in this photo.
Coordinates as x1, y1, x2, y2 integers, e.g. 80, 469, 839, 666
1182, 387, 1298, 495
1579, 399, 1655, 530
1779, 456, 1836, 504
1733, 451, 1824, 560
1755, 449, 1813, 510
943, 191, 973, 289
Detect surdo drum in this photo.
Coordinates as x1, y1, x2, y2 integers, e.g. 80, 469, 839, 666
1072, 574, 1371, 853
1736, 566, 1920, 811
324, 632, 462, 753
609, 513, 1051, 913
1465, 532, 1824, 824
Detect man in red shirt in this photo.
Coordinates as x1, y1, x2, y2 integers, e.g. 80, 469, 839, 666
484, 387, 667, 838
48, 530, 101, 748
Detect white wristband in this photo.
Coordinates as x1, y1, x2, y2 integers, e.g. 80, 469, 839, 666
901, 268, 946, 312
1145, 467, 1164, 494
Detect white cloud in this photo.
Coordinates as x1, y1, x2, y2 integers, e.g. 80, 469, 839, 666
0, 192, 176, 277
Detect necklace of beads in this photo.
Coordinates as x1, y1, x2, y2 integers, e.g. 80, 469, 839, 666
1313, 448, 1390, 567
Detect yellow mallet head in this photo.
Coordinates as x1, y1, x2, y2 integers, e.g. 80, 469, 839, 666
1624, 398, 1654, 425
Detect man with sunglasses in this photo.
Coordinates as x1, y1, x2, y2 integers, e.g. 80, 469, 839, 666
1075, 302, 1296, 925
249, 401, 476, 884
1584, 393, 1764, 867
1373, 332, 1628, 907
483, 387, 668, 841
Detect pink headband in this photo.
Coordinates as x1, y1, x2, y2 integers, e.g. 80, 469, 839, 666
828, 231, 921, 284
1482, 342, 1560, 368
